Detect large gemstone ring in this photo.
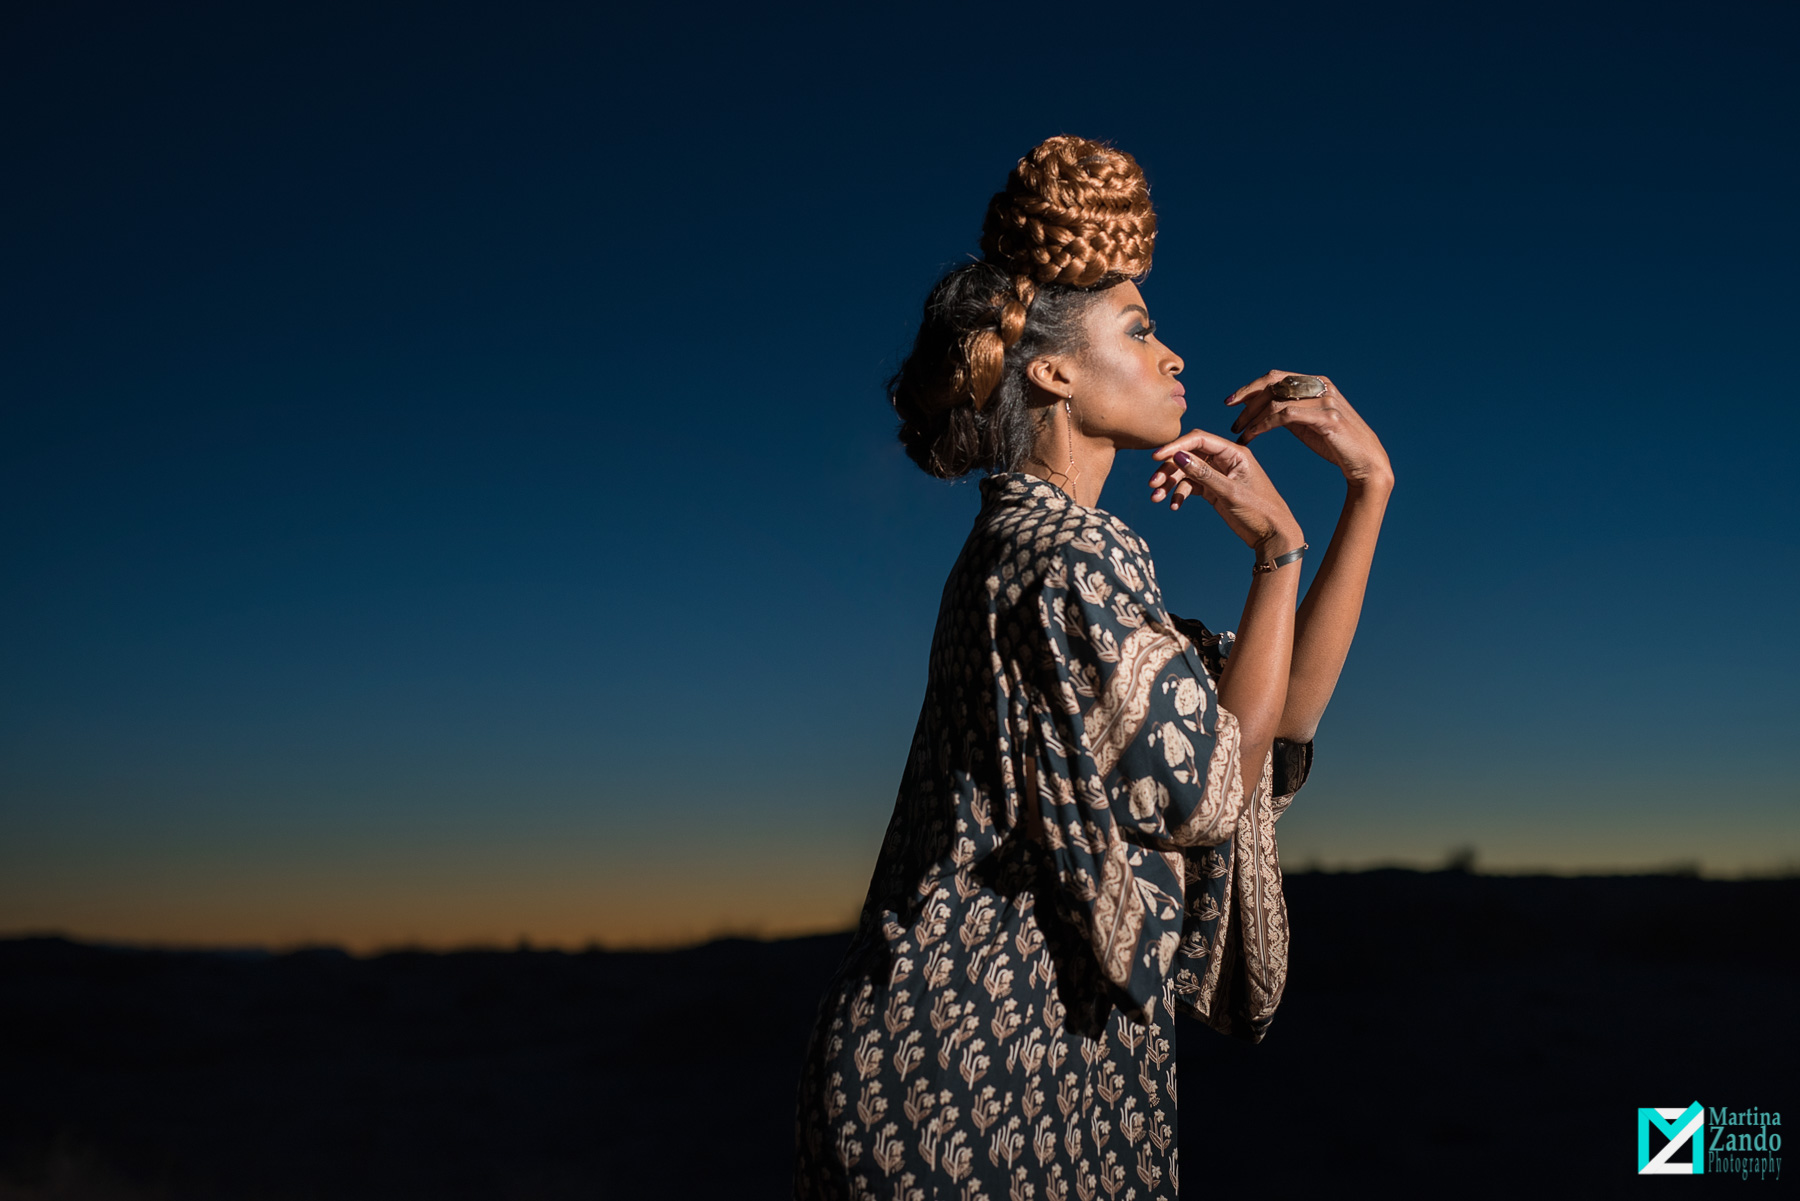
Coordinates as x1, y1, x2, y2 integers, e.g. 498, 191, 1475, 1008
1269, 375, 1327, 400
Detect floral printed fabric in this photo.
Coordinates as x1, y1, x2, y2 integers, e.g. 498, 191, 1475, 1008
795, 473, 1313, 1201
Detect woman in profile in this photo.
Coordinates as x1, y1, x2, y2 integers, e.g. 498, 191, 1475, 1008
795, 135, 1392, 1200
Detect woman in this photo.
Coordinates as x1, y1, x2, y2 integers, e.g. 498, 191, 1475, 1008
795, 135, 1391, 1201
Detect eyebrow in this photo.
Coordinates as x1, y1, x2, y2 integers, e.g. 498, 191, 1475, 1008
1118, 304, 1149, 320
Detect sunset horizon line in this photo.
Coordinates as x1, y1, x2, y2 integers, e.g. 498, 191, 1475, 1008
9, 860, 1794, 958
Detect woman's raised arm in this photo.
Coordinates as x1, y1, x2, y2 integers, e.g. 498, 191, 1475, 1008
1228, 371, 1394, 742
1274, 479, 1391, 741
1148, 429, 1306, 804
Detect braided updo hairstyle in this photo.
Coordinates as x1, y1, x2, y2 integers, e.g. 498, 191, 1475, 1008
891, 135, 1157, 479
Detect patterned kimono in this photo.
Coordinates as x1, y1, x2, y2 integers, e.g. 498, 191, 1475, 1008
795, 473, 1314, 1201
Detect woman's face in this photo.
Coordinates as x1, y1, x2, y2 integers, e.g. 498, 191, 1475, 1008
1062, 281, 1187, 448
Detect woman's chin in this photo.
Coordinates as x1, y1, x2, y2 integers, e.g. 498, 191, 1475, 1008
1126, 417, 1185, 449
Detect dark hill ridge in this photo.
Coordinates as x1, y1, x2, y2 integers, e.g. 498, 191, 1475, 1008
1, 870, 1794, 1200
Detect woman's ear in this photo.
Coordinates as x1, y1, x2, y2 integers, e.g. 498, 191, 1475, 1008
1025, 357, 1076, 398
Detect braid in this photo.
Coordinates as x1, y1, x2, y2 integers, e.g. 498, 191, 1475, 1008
980, 136, 1156, 287
964, 274, 1039, 412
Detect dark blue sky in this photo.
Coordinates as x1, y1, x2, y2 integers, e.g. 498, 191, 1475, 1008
3, 0, 1796, 947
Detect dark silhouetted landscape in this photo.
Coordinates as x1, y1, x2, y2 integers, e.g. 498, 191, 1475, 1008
3, 869, 1793, 1200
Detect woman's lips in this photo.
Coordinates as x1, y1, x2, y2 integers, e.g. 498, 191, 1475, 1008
1171, 386, 1187, 411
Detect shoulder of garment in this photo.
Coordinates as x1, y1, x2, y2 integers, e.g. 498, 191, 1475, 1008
975, 476, 1170, 628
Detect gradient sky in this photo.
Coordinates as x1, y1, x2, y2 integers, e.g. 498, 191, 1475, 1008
3, 0, 1796, 950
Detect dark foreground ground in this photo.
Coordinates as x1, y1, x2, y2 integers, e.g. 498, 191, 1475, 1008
2, 870, 1794, 1200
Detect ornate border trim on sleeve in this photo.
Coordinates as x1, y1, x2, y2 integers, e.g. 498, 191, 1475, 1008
1168, 704, 1244, 847
1086, 622, 1185, 778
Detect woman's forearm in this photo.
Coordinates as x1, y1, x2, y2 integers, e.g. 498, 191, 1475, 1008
1276, 476, 1392, 743
1218, 529, 1304, 802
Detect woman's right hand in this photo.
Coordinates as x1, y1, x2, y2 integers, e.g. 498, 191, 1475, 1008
1148, 429, 1303, 555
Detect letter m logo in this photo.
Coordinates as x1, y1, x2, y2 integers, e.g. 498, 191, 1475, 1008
1638, 1103, 1705, 1174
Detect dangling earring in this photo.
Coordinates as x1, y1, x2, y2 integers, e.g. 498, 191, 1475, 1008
1064, 392, 1080, 494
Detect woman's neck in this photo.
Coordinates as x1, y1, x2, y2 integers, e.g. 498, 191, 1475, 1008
1023, 434, 1114, 508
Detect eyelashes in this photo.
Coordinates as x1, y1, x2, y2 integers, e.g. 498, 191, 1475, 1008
1130, 319, 1157, 342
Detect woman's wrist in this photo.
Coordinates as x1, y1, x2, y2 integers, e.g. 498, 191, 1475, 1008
1253, 526, 1306, 560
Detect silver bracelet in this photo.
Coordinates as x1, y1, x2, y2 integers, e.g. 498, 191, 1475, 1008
1253, 542, 1308, 575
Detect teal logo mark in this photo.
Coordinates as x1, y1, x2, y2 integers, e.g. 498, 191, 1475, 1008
1639, 1103, 1705, 1175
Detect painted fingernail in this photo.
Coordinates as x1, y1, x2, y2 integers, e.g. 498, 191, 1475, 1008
1173, 452, 1191, 467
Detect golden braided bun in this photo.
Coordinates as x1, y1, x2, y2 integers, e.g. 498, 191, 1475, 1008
979, 135, 1157, 287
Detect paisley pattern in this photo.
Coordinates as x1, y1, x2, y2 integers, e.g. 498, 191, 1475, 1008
795, 473, 1313, 1201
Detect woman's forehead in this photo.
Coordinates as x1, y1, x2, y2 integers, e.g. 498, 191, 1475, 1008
1105, 280, 1145, 314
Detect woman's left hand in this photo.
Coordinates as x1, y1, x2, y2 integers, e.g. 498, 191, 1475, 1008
1227, 370, 1394, 488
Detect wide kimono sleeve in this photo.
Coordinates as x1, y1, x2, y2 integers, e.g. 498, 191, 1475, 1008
1006, 523, 1254, 1021
1165, 614, 1314, 1042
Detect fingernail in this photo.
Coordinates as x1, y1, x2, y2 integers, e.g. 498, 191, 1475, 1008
1173, 452, 1191, 467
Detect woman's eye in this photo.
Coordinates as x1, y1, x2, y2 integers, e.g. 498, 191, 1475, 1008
1130, 320, 1157, 342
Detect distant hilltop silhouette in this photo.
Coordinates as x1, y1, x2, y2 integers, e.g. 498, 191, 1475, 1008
1, 869, 1794, 1199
